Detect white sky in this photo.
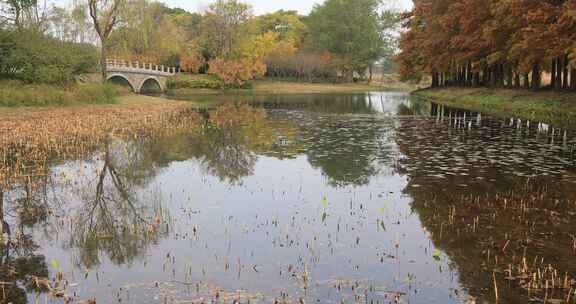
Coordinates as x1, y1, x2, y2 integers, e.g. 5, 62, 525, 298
55, 0, 414, 15
179, 0, 414, 15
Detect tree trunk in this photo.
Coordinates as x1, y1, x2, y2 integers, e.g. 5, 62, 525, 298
571, 67, 576, 90
523, 73, 530, 89
551, 58, 557, 89
0, 190, 3, 235
498, 64, 505, 87
100, 38, 108, 82
0, 190, 7, 237
514, 71, 520, 88
473, 72, 480, 87
368, 64, 373, 84
504, 65, 510, 87
432, 71, 439, 88
556, 57, 563, 89
531, 64, 541, 91
562, 55, 569, 89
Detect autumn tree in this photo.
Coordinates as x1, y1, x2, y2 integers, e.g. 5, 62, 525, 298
180, 41, 204, 73
398, 0, 576, 91
88, 0, 123, 81
107, 1, 188, 65
199, 0, 252, 59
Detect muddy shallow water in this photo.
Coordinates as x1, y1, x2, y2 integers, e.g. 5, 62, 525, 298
1, 92, 576, 304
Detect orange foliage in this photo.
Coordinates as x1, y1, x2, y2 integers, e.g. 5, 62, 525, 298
397, 0, 576, 90
208, 57, 266, 87
180, 48, 205, 74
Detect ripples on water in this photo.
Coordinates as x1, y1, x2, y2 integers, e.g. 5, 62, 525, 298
1, 92, 575, 304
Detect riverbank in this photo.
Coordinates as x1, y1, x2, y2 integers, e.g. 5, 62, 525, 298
166, 75, 421, 99
413, 87, 576, 127
0, 76, 418, 109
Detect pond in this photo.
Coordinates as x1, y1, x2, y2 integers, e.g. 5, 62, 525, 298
1, 92, 576, 304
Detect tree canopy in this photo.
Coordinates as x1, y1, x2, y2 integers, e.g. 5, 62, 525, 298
306, 0, 386, 81
397, 0, 576, 91
1, 0, 402, 87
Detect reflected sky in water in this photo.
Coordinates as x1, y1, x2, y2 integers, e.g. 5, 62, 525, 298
2, 92, 576, 304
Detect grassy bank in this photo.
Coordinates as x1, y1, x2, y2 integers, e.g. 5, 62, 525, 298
413, 87, 576, 127
166, 74, 421, 99
0, 80, 118, 107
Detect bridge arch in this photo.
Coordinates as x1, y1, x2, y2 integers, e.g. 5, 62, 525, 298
138, 76, 164, 94
106, 74, 136, 93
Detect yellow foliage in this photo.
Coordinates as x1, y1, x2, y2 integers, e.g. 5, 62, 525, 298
242, 31, 299, 62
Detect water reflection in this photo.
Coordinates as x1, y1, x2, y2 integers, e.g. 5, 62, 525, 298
1, 177, 50, 304
1, 92, 575, 303
64, 139, 169, 268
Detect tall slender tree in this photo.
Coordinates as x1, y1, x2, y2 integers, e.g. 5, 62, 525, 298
88, 0, 123, 81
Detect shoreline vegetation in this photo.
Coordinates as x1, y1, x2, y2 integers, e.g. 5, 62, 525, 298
413, 87, 576, 127
166, 74, 422, 98
396, 0, 576, 128
1, 74, 575, 129
0, 76, 421, 113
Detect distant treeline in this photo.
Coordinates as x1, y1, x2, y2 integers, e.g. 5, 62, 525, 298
102, 0, 400, 85
397, 0, 576, 90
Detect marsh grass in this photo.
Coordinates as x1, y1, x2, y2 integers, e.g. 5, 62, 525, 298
0, 102, 201, 192
414, 182, 576, 303
0, 80, 118, 107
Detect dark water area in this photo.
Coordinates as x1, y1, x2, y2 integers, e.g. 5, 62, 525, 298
1, 92, 576, 304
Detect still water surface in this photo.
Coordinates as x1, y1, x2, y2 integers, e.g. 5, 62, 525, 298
3, 92, 576, 304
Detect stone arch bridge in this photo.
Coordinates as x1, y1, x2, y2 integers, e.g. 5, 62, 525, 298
106, 59, 178, 93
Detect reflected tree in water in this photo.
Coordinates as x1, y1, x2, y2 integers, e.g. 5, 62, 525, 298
394, 114, 576, 303
303, 117, 397, 187
67, 138, 168, 268
123, 104, 302, 185
189, 125, 258, 185
255, 94, 379, 114
187, 104, 300, 184
0, 180, 49, 304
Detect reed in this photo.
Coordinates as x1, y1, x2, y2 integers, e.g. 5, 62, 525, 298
0, 102, 202, 192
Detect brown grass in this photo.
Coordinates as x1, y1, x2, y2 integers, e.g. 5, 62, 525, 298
0, 96, 201, 190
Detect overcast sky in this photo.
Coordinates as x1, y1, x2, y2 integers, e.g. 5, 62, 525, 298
55, 0, 413, 15
174, 0, 413, 15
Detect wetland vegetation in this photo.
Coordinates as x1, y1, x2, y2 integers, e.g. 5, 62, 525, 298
1, 92, 576, 304
2, 0, 576, 303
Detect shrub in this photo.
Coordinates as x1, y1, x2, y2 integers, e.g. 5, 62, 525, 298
167, 74, 225, 90
73, 83, 119, 105
208, 57, 264, 88
0, 30, 99, 85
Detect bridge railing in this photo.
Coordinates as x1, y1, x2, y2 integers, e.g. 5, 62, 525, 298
106, 59, 179, 75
